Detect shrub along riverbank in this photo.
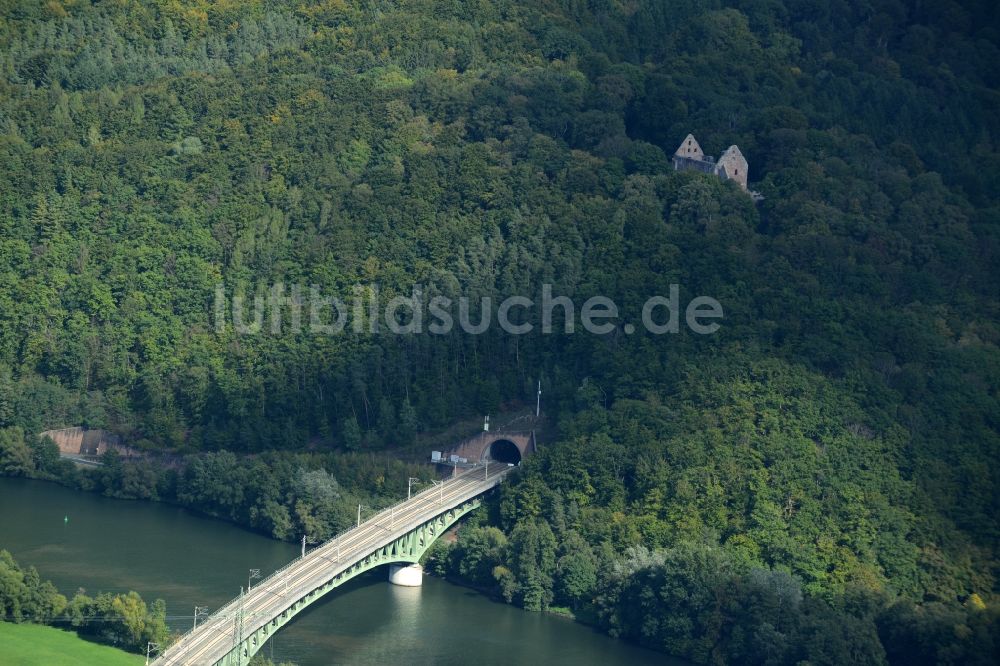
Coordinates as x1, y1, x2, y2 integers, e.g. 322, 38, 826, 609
0, 549, 168, 656
0, 427, 434, 543
4, 420, 1000, 664
427, 505, 999, 666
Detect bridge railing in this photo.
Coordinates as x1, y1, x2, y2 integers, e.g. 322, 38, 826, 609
160, 466, 497, 655
161, 548, 304, 652
356, 464, 493, 536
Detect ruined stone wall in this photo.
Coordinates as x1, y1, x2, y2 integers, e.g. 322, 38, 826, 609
676, 134, 705, 160
715, 145, 748, 189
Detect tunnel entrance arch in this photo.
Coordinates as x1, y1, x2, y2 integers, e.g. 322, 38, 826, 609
487, 438, 522, 465
442, 430, 536, 467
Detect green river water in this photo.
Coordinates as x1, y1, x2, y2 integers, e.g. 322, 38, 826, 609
0, 477, 679, 665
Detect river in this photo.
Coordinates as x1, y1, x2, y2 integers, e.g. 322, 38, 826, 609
0, 477, 676, 665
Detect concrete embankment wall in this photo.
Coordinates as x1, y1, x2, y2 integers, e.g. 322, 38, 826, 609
38, 427, 126, 457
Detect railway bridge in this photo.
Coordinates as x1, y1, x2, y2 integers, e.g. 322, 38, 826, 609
154, 466, 509, 665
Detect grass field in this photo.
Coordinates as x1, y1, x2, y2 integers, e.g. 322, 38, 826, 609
0, 622, 144, 666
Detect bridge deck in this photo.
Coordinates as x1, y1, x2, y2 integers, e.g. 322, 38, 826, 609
154, 466, 508, 665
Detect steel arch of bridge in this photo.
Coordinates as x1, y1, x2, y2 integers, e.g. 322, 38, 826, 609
213, 496, 482, 666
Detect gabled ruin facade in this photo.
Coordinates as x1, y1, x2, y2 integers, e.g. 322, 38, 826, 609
672, 134, 749, 191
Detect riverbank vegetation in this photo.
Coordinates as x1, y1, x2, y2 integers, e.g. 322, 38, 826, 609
0, 0, 998, 664
1, 429, 433, 542
0, 550, 168, 655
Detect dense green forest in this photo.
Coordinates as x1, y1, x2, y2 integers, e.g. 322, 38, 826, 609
1, 0, 998, 663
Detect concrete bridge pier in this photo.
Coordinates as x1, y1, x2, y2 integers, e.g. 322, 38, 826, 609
389, 563, 423, 587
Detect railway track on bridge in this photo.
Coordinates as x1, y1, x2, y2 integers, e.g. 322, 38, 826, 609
154, 466, 509, 665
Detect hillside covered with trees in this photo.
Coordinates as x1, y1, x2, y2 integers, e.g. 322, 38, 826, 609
0, 0, 998, 663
